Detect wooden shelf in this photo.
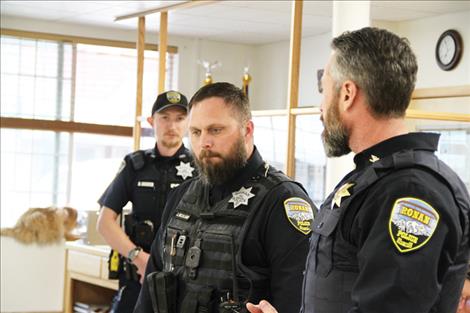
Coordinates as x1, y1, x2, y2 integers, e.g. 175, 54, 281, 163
64, 242, 119, 313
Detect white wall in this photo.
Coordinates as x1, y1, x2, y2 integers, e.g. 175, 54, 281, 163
250, 40, 290, 110
250, 32, 331, 110
396, 10, 470, 88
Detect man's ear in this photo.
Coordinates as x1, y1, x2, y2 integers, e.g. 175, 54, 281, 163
339, 80, 358, 111
147, 116, 154, 127
245, 120, 254, 138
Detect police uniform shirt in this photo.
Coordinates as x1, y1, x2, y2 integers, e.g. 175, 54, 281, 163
302, 132, 470, 313
98, 144, 196, 236
135, 147, 316, 313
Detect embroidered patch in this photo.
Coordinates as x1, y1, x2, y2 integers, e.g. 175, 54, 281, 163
229, 186, 255, 208
176, 161, 195, 180
389, 197, 439, 253
284, 197, 314, 235
166, 91, 182, 104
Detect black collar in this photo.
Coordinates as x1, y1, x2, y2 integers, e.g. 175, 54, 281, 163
353, 132, 440, 171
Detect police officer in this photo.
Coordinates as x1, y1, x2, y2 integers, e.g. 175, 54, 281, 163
247, 27, 470, 313
97, 91, 196, 313
134, 82, 316, 313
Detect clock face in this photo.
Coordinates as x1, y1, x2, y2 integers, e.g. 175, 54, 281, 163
436, 30, 462, 71
438, 35, 456, 65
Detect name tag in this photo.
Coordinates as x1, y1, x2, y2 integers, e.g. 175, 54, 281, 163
137, 181, 154, 188
175, 211, 191, 221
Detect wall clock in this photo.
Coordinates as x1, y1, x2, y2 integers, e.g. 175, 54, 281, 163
435, 29, 463, 71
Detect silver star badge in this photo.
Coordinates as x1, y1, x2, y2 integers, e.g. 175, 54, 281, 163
369, 154, 380, 163
229, 186, 255, 208
175, 162, 194, 180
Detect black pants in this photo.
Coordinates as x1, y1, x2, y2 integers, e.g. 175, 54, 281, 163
111, 280, 141, 313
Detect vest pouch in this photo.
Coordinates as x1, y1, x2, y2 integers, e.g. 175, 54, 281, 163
311, 207, 342, 277
180, 283, 216, 313
164, 227, 190, 272
147, 271, 177, 313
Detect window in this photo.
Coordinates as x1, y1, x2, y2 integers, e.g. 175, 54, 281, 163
0, 32, 178, 226
253, 115, 287, 171
1, 36, 73, 120
295, 115, 326, 207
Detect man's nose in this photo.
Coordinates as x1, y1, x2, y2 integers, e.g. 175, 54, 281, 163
200, 132, 213, 149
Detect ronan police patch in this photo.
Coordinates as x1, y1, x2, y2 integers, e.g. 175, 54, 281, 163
284, 197, 314, 235
389, 197, 440, 253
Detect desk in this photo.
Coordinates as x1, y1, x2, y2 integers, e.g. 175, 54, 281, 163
64, 242, 119, 313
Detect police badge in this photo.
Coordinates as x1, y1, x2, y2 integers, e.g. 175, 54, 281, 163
166, 91, 182, 104
389, 197, 440, 253
284, 197, 314, 235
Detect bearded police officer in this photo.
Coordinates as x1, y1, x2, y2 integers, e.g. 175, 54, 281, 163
134, 82, 316, 313
247, 27, 470, 313
97, 91, 196, 313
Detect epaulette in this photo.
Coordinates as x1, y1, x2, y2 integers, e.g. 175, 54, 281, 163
129, 150, 146, 171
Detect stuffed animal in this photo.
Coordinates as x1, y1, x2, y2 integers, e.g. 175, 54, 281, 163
1, 206, 80, 244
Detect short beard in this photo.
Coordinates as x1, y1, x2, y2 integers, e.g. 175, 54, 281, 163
160, 138, 181, 149
321, 93, 351, 157
194, 135, 248, 186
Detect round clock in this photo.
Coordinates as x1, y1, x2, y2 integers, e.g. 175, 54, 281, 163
435, 29, 463, 71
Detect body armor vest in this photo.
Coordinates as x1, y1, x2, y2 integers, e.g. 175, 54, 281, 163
301, 149, 470, 313
156, 165, 294, 313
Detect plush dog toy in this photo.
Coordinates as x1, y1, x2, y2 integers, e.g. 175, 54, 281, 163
1, 206, 80, 244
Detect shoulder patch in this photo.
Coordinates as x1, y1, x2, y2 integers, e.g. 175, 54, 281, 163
389, 197, 440, 253
284, 197, 314, 235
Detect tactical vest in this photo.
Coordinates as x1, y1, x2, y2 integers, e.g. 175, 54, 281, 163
301, 149, 470, 313
155, 166, 294, 313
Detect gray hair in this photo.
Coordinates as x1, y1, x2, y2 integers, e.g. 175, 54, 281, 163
331, 27, 418, 118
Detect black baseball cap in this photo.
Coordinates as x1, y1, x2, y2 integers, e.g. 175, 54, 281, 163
151, 90, 188, 115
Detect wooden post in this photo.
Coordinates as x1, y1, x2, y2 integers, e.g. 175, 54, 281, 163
134, 16, 145, 151
285, 0, 303, 178
158, 11, 168, 93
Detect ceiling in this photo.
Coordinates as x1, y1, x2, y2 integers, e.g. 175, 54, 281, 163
1, 0, 470, 44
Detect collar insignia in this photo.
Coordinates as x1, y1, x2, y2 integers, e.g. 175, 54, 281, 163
332, 182, 355, 208
369, 154, 380, 163
389, 197, 439, 253
229, 186, 255, 209
175, 161, 194, 180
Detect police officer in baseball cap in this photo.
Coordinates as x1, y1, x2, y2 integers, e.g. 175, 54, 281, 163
97, 90, 197, 313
